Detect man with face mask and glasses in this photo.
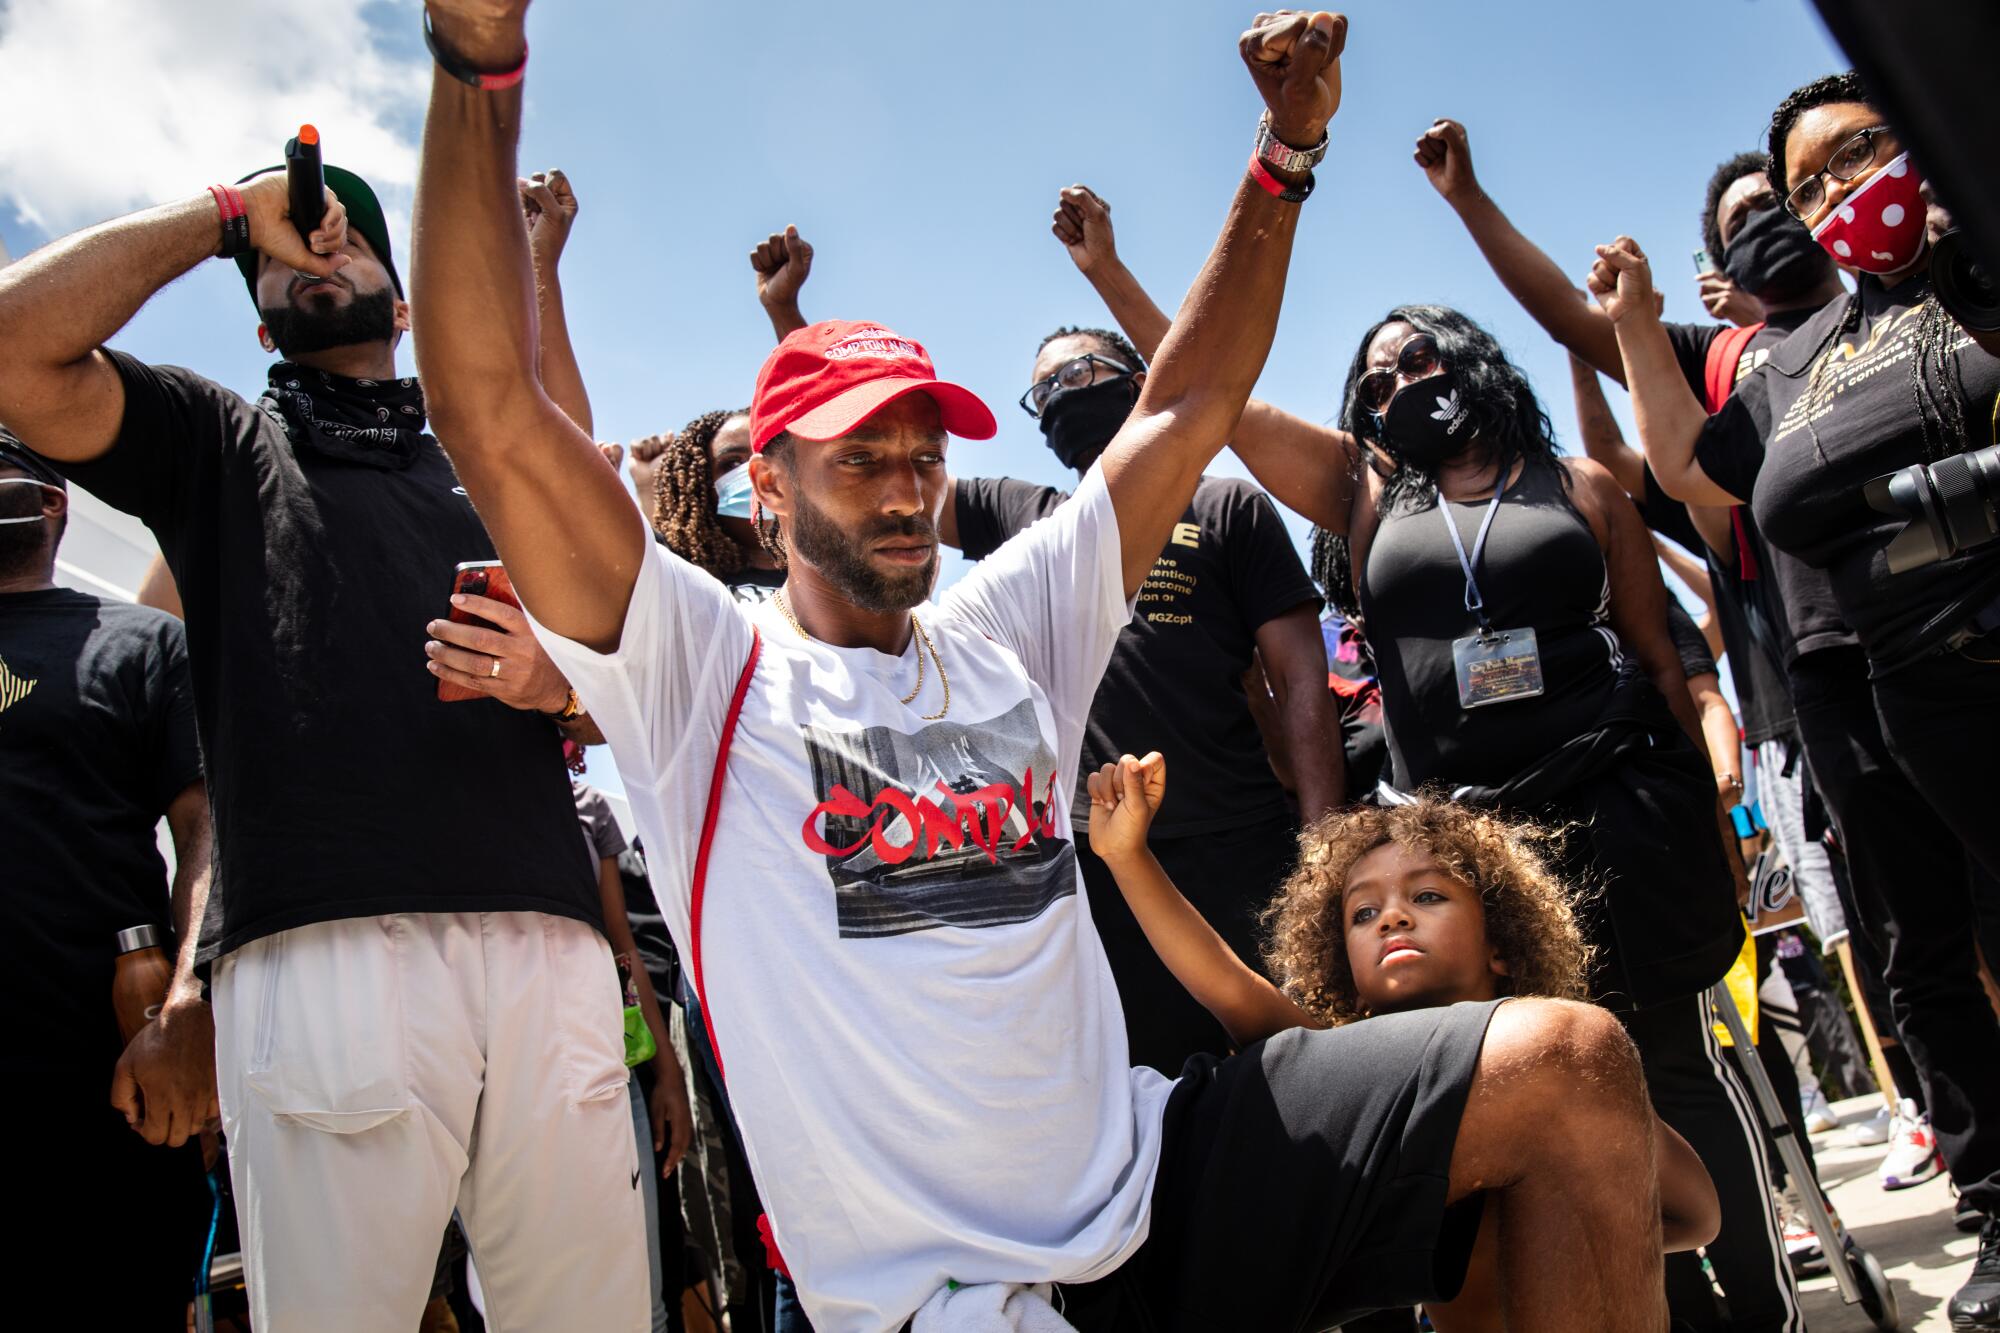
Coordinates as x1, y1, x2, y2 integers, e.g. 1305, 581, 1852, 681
754, 218, 1340, 1078
0, 431, 213, 1329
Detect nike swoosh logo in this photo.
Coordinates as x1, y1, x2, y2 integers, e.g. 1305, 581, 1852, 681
631, 1168, 641, 1189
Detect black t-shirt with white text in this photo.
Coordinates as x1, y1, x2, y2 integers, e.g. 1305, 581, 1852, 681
955, 474, 1321, 835
1695, 274, 2000, 672
53, 353, 600, 956
0, 589, 201, 1073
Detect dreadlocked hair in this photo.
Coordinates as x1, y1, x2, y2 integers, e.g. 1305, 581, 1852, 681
1262, 797, 1595, 1026
1765, 71, 1870, 208
1037, 325, 1147, 373
1309, 527, 1361, 622
647, 408, 751, 578
1759, 74, 1975, 464
1703, 150, 1772, 263
1339, 304, 1568, 513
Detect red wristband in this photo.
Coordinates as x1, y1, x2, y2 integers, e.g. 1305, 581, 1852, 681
424, 11, 528, 90
208, 184, 251, 258
1248, 154, 1313, 205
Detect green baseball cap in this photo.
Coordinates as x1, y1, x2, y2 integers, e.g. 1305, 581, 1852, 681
233, 163, 403, 306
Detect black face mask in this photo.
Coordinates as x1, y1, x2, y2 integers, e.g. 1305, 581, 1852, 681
1376, 369, 1474, 470
1723, 204, 1833, 304
1038, 377, 1137, 473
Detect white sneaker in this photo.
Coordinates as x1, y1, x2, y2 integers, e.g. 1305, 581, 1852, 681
1878, 1098, 1945, 1190
1802, 1087, 1838, 1135
1848, 1103, 1894, 1147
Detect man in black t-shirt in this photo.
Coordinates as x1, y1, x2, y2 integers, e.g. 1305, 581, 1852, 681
0, 434, 211, 1328
754, 233, 1339, 1075
0, 168, 648, 1326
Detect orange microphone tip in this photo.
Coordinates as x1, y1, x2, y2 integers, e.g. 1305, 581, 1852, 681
298, 124, 319, 145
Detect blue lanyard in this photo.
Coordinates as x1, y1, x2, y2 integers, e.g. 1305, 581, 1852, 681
1439, 477, 1507, 635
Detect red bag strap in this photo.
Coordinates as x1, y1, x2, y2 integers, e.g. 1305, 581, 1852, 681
687, 627, 762, 1083
1703, 321, 1764, 415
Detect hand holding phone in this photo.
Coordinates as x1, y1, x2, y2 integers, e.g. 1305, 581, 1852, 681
434, 560, 523, 703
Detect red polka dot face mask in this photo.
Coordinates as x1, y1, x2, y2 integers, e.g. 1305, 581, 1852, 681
1810, 152, 1927, 276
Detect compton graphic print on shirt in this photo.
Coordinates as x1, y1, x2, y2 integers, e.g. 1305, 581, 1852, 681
799, 697, 1076, 938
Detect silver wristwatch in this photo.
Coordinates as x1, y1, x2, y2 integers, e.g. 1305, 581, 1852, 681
1254, 112, 1329, 175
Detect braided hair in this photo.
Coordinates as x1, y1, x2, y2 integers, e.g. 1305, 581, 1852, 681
646, 408, 751, 578
1763, 73, 1974, 463
1309, 528, 1361, 623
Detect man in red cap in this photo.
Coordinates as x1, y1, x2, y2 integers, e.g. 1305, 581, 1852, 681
414, 5, 1673, 1331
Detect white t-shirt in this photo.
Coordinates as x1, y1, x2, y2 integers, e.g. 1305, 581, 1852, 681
534, 470, 1173, 1332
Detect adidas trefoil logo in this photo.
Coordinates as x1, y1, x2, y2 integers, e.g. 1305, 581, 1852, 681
1432, 389, 1469, 435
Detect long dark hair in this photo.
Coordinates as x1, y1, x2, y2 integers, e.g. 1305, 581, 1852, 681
646, 408, 751, 577
1337, 304, 1565, 511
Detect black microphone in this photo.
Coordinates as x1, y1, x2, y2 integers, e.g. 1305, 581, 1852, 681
284, 125, 323, 245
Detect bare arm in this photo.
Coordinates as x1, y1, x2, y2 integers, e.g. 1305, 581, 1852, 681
110, 781, 219, 1147
411, 6, 646, 653
1569, 354, 1646, 496
595, 854, 692, 1174
523, 170, 592, 438
1415, 119, 1625, 382
751, 225, 813, 342
135, 554, 183, 619
1587, 238, 1743, 506
0, 181, 347, 463
1087, 754, 1319, 1046
1659, 1119, 1722, 1252
1242, 656, 1299, 793
1054, 184, 1360, 533
1688, 669, 1744, 806
1255, 602, 1341, 824
1655, 536, 1726, 665
1100, 12, 1344, 596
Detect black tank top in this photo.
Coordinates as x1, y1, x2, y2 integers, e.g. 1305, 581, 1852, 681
1359, 457, 1623, 790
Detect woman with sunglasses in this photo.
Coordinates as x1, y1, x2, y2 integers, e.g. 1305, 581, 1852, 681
1599, 72, 2000, 1328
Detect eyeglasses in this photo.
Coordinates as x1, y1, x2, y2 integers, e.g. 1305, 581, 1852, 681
1784, 125, 1898, 222
1019, 353, 1135, 418
1355, 334, 1444, 415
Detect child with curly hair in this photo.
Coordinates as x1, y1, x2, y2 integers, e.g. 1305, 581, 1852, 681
1087, 752, 1719, 1331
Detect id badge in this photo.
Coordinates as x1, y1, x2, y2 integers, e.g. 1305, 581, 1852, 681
1452, 627, 1546, 709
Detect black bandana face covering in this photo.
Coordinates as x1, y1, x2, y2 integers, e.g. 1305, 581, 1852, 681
258, 363, 430, 470
1377, 368, 1474, 470
1038, 377, 1138, 473
1723, 204, 1831, 304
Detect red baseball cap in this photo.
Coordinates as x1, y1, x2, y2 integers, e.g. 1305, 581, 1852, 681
749, 320, 997, 452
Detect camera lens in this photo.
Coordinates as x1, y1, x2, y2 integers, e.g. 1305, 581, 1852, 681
1933, 229, 2000, 332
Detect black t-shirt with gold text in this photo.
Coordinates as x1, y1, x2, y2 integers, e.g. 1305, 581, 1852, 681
955, 474, 1321, 835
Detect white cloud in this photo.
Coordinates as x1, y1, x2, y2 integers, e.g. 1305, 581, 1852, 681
0, 0, 424, 237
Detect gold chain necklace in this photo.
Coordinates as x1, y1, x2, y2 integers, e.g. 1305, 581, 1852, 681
773, 590, 950, 720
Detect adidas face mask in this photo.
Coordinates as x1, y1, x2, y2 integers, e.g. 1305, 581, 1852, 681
1376, 369, 1474, 470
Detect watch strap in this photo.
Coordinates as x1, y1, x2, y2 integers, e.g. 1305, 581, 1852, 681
1255, 112, 1330, 175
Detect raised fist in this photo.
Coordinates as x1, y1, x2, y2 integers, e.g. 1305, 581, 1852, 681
1696, 270, 1764, 328
750, 225, 814, 313
1241, 10, 1345, 149
1051, 186, 1118, 275
1586, 236, 1659, 327
521, 169, 578, 268
1414, 118, 1478, 205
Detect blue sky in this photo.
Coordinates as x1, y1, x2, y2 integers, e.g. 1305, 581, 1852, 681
0, 0, 1850, 754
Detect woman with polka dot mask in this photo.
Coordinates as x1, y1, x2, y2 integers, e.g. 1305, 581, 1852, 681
1600, 71, 2000, 1332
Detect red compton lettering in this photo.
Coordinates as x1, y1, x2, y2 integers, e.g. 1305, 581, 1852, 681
800, 768, 1062, 864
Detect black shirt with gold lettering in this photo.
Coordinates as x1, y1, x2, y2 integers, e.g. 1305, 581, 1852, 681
1695, 272, 2000, 673
955, 474, 1320, 835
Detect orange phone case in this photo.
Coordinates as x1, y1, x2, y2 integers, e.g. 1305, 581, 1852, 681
437, 560, 522, 702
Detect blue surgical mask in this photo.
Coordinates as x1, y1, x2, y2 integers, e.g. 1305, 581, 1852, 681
714, 462, 754, 520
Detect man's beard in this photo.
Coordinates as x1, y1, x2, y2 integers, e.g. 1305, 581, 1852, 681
259, 284, 397, 359
787, 488, 937, 614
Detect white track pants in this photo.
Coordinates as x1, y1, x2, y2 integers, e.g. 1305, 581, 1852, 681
214, 911, 647, 1332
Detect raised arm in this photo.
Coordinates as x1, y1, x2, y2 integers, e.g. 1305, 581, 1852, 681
1655, 534, 1726, 664
1099, 10, 1344, 595
522, 168, 593, 437
0, 179, 346, 463
1053, 183, 1361, 532
412, 3, 647, 652
1416, 119, 1624, 382
1568, 353, 1647, 497
1586, 238, 1743, 507
751, 225, 814, 342
1087, 754, 1318, 1046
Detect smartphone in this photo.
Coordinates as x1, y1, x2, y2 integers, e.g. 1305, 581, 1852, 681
1693, 248, 1715, 274
437, 560, 521, 702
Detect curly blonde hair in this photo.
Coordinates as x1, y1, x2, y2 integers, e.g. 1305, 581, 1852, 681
1262, 797, 1594, 1025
